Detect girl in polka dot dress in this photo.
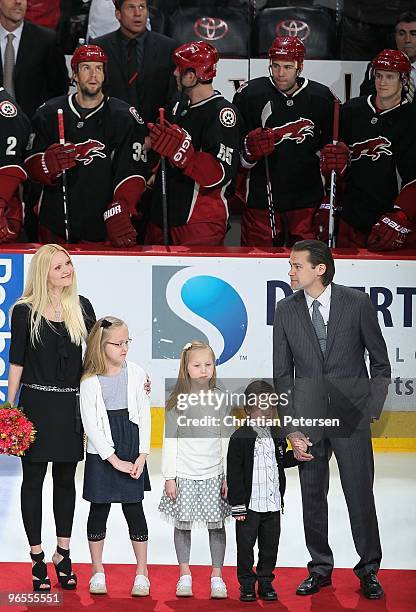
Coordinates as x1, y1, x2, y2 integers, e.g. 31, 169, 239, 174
159, 341, 231, 599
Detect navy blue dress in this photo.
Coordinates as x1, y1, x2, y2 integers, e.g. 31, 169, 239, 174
82, 367, 151, 503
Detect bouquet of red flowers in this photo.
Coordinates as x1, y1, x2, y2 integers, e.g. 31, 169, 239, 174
0, 403, 36, 456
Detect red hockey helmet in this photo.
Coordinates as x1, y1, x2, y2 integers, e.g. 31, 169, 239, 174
371, 49, 411, 77
173, 41, 219, 82
71, 45, 108, 72
268, 36, 305, 67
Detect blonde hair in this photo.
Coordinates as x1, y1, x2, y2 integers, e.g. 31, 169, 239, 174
166, 340, 217, 411
12, 244, 87, 346
82, 316, 126, 379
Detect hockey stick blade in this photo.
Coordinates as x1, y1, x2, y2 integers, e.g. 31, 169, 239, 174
261, 100, 273, 128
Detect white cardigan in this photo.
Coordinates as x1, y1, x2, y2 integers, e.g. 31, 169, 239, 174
80, 361, 151, 460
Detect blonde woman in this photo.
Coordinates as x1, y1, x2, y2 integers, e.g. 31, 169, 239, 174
80, 317, 151, 597
7, 244, 96, 592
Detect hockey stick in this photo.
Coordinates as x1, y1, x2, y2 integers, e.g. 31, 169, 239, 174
158, 107, 169, 246
57, 109, 71, 243
260, 100, 278, 246
328, 96, 341, 248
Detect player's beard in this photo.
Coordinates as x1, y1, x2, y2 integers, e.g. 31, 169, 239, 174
79, 83, 103, 100
276, 77, 299, 95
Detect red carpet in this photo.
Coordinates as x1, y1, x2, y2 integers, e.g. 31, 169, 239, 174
0, 564, 414, 611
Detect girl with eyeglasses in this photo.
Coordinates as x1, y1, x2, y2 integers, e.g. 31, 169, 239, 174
80, 316, 151, 597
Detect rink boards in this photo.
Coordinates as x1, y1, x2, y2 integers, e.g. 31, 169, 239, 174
0, 248, 415, 450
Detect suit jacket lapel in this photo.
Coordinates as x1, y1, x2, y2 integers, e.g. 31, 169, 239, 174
14, 21, 30, 80
139, 32, 156, 94
293, 290, 323, 360
111, 30, 128, 81
325, 283, 343, 360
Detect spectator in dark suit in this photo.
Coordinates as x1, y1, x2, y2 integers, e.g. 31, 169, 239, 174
0, 0, 69, 119
340, 1, 415, 61
91, 0, 177, 125
360, 11, 416, 99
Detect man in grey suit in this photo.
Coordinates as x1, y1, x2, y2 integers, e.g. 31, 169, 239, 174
273, 240, 391, 599
0, 0, 69, 119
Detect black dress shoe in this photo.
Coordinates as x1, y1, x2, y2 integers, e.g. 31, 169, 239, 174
296, 573, 332, 596
360, 571, 384, 599
239, 586, 257, 602
258, 583, 278, 601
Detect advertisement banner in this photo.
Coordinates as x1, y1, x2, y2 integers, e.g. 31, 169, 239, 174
12, 253, 412, 413
1, 252, 414, 417
0, 254, 24, 402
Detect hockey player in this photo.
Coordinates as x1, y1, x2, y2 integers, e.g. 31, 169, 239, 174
146, 40, 241, 246
232, 36, 334, 246
320, 49, 416, 250
0, 88, 30, 243
25, 44, 148, 246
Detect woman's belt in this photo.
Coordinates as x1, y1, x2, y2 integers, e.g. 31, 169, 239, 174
22, 383, 79, 393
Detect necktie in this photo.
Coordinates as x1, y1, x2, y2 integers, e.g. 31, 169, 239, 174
127, 38, 139, 108
127, 38, 138, 84
136, 36, 144, 76
3, 32, 15, 98
312, 299, 327, 354
406, 76, 415, 104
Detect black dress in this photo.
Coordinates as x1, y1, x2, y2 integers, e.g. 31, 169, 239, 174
9, 296, 96, 462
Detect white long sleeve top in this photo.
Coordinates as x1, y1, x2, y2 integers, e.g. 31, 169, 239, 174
80, 361, 151, 460
161, 393, 231, 481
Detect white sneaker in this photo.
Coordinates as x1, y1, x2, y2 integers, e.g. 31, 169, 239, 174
211, 576, 228, 599
131, 574, 150, 597
176, 574, 193, 597
89, 572, 107, 594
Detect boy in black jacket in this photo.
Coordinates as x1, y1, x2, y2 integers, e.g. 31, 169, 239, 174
227, 380, 297, 602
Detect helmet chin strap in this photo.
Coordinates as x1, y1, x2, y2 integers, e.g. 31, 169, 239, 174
400, 73, 409, 86
179, 69, 199, 93
269, 64, 301, 94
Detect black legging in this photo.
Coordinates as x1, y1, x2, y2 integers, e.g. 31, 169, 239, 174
21, 459, 77, 546
87, 502, 148, 542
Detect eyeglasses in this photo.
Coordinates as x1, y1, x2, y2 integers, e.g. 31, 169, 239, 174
106, 339, 132, 348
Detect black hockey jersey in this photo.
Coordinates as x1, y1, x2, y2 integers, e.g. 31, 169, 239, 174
233, 76, 334, 211
340, 95, 416, 232
150, 92, 242, 227
26, 94, 148, 241
0, 87, 30, 201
